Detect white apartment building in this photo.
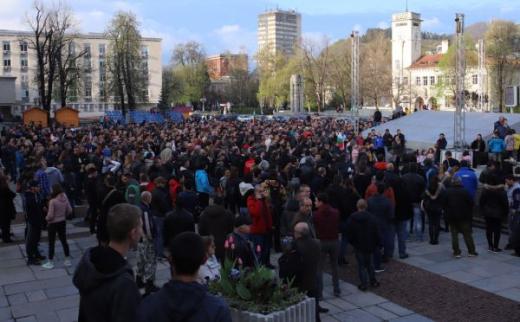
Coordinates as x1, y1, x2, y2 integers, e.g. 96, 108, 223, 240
258, 9, 301, 56
0, 30, 161, 117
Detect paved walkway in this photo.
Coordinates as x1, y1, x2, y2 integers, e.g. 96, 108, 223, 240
400, 228, 520, 302
0, 220, 518, 321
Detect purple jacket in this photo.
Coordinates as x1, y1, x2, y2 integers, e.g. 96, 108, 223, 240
46, 193, 72, 224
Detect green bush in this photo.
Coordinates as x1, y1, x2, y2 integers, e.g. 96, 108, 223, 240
209, 255, 304, 314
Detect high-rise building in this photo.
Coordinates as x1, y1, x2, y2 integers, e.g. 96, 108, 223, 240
206, 53, 248, 80
0, 29, 161, 116
258, 9, 301, 56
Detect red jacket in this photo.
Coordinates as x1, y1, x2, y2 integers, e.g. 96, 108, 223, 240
247, 195, 273, 234
313, 204, 340, 241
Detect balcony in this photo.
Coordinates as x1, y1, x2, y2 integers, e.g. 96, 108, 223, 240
20, 51, 27, 56
3, 66, 11, 72
3, 50, 10, 55
21, 66, 28, 72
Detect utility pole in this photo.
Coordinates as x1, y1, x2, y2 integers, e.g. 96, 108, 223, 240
454, 13, 466, 149
478, 39, 486, 111
351, 30, 360, 135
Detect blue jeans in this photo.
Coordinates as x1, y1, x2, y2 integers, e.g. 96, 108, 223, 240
355, 251, 376, 287
411, 205, 424, 241
395, 220, 409, 257
153, 216, 165, 258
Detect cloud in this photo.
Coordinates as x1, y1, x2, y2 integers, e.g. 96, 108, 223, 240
211, 24, 256, 55
377, 21, 389, 29
422, 17, 441, 28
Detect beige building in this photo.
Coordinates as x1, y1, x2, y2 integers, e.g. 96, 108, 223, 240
258, 9, 301, 56
0, 30, 161, 117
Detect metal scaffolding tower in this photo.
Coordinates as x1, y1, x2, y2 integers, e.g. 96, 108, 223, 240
454, 13, 466, 149
351, 30, 360, 134
478, 39, 486, 112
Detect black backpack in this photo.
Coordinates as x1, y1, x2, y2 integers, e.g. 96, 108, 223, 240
278, 247, 304, 284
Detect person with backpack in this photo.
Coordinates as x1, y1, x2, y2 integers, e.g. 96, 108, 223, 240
479, 175, 509, 253
41, 184, 72, 269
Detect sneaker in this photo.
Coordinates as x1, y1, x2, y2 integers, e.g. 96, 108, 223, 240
468, 252, 478, 257
453, 253, 462, 259
27, 259, 41, 266
357, 284, 368, 292
64, 257, 72, 267
399, 254, 409, 259
492, 248, 502, 253
488, 247, 494, 252
41, 261, 54, 269
375, 268, 385, 273
370, 280, 380, 288
317, 306, 329, 313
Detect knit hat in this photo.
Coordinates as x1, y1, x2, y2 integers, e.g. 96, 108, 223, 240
239, 182, 254, 196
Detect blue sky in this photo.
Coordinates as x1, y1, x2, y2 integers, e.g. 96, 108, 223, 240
1, 0, 519, 64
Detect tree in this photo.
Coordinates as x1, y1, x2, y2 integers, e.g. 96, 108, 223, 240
327, 39, 351, 110
158, 68, 174, 110
170, 42, 210, 107
105, 11, 146, 115
485, 20, 520, 112
435, 35, 478, 107
301, 37, 331, 112
226, 68, 258, 108
361, 32, 392, 107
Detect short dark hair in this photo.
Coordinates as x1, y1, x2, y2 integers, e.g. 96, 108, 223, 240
316, 193, 329, 204
168, 232, 206, 275
107, 204, 141, 242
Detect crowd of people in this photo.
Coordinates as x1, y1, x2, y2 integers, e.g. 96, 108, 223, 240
0, 113, 519, 322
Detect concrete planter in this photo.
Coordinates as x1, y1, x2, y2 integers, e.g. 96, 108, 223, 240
230, 297, 315, 322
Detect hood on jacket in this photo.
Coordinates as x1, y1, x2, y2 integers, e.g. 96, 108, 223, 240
239, 182, 254, 196
153, 281, 207, 320
73, 246, 131, 294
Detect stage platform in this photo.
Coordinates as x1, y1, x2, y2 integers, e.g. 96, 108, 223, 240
364, 111, 520, 150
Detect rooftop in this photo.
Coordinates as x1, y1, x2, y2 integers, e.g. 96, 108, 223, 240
409, 53, 444, 69
0, 29, 161, 42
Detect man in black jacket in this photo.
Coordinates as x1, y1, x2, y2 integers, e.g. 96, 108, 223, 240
347, 199, 381, 291
198, 196, 234, 262
137, 232, 231, 322
73, 203, 143, 322
24, 180, 45, 265
151, 176, 172, 258
367, 183, 394, 269
163, 197, 195, 249
444, 177, 477, 258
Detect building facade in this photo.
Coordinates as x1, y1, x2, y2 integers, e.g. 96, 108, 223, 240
0, 30, 161, 117
258, 9, 301, 56
206, 53, 248, 80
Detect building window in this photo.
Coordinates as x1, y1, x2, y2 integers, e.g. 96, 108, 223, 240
423, 76, 428, 86
416, 77, 421, 85
21, 58, 28, 70
69, 42, 75, 55
85, 86, 92, 97
3, 41, 10, 52
3, 59, 11, 66
430, 76, 435, 85
19, 42, 28, 53
472, 75, 478, 85
141, 46, 148, 59
98, 44, 105, 57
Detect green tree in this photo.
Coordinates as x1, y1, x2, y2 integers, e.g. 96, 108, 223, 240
485, 20, 520, 112
105, 11, 147, 115
361, 32, 392, 107
158, 68, 174, 110
170, 42, 210, 107
327, 39, 351, 110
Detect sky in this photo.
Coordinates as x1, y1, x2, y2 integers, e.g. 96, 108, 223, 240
1, 0, 519, 64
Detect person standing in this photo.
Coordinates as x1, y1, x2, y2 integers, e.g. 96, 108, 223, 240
163, 197, 195, 249
347, 199, 381, 291
42, 184, 72, 269
228, 215, 257, 268
421, 177, 445, 245
402, 163, 426, 241
73, 204, 143, 322
505, 174, 520, 254
198, 196, 234, 262
195, 163, 213, 209
247, 183, 273, 267
97, 173, 125, 245
314, 193, 341, 297
434, 133, 447, 164
85, 165, 101, 234
137, 232, 231, 322
0, 175, 16, 243
454, 161, 478, 200
136, 191, 158, 295
443, 177, 478, 258
24, 180, 45, 265
367, 183, 394, 268
471, 134, 487, 166
151, 176, 172, 258
479, 175, 509, 253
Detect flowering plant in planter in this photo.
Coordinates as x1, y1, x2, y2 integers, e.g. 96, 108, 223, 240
209, 235, 305, 315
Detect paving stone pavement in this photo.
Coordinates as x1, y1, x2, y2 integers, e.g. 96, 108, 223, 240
399, 226, 520, 302
2, 220, 518, 321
